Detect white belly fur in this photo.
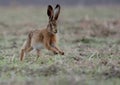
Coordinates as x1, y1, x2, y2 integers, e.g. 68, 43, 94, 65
32, 43, 44, 50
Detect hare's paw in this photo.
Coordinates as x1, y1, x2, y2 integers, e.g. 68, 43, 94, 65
59, 51, 64, 55
53, 51, 58, 55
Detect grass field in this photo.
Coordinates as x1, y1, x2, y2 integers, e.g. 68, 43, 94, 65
0, 6, 120, 85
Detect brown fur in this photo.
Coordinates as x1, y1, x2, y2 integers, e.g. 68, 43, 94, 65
20, 4, 64, 61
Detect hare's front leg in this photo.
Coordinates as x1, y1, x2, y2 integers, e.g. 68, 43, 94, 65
55, 46, 64, 55
44, 40, 59, 54
51, 43, 64, 55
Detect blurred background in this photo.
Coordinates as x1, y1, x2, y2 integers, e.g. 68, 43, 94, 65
0, 0, 120, 6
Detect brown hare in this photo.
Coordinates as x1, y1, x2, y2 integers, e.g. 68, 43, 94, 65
20, 4, 64, 61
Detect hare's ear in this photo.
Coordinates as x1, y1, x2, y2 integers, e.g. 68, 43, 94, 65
47, 5, 54, 20
54, 4, 61, 21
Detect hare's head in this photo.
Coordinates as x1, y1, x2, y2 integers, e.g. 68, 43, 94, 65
47, 4, 61, 34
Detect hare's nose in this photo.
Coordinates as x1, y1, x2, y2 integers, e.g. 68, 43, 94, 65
52, 28, 57, 33
54, 30, 57, 33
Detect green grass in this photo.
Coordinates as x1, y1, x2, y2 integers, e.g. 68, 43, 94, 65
0, 6, 120, 85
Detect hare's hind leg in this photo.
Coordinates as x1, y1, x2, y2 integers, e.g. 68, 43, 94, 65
20, 49, 25, 61
20, 32, 33, 61
20, 41, 33, 61
20, 47, 33, 61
